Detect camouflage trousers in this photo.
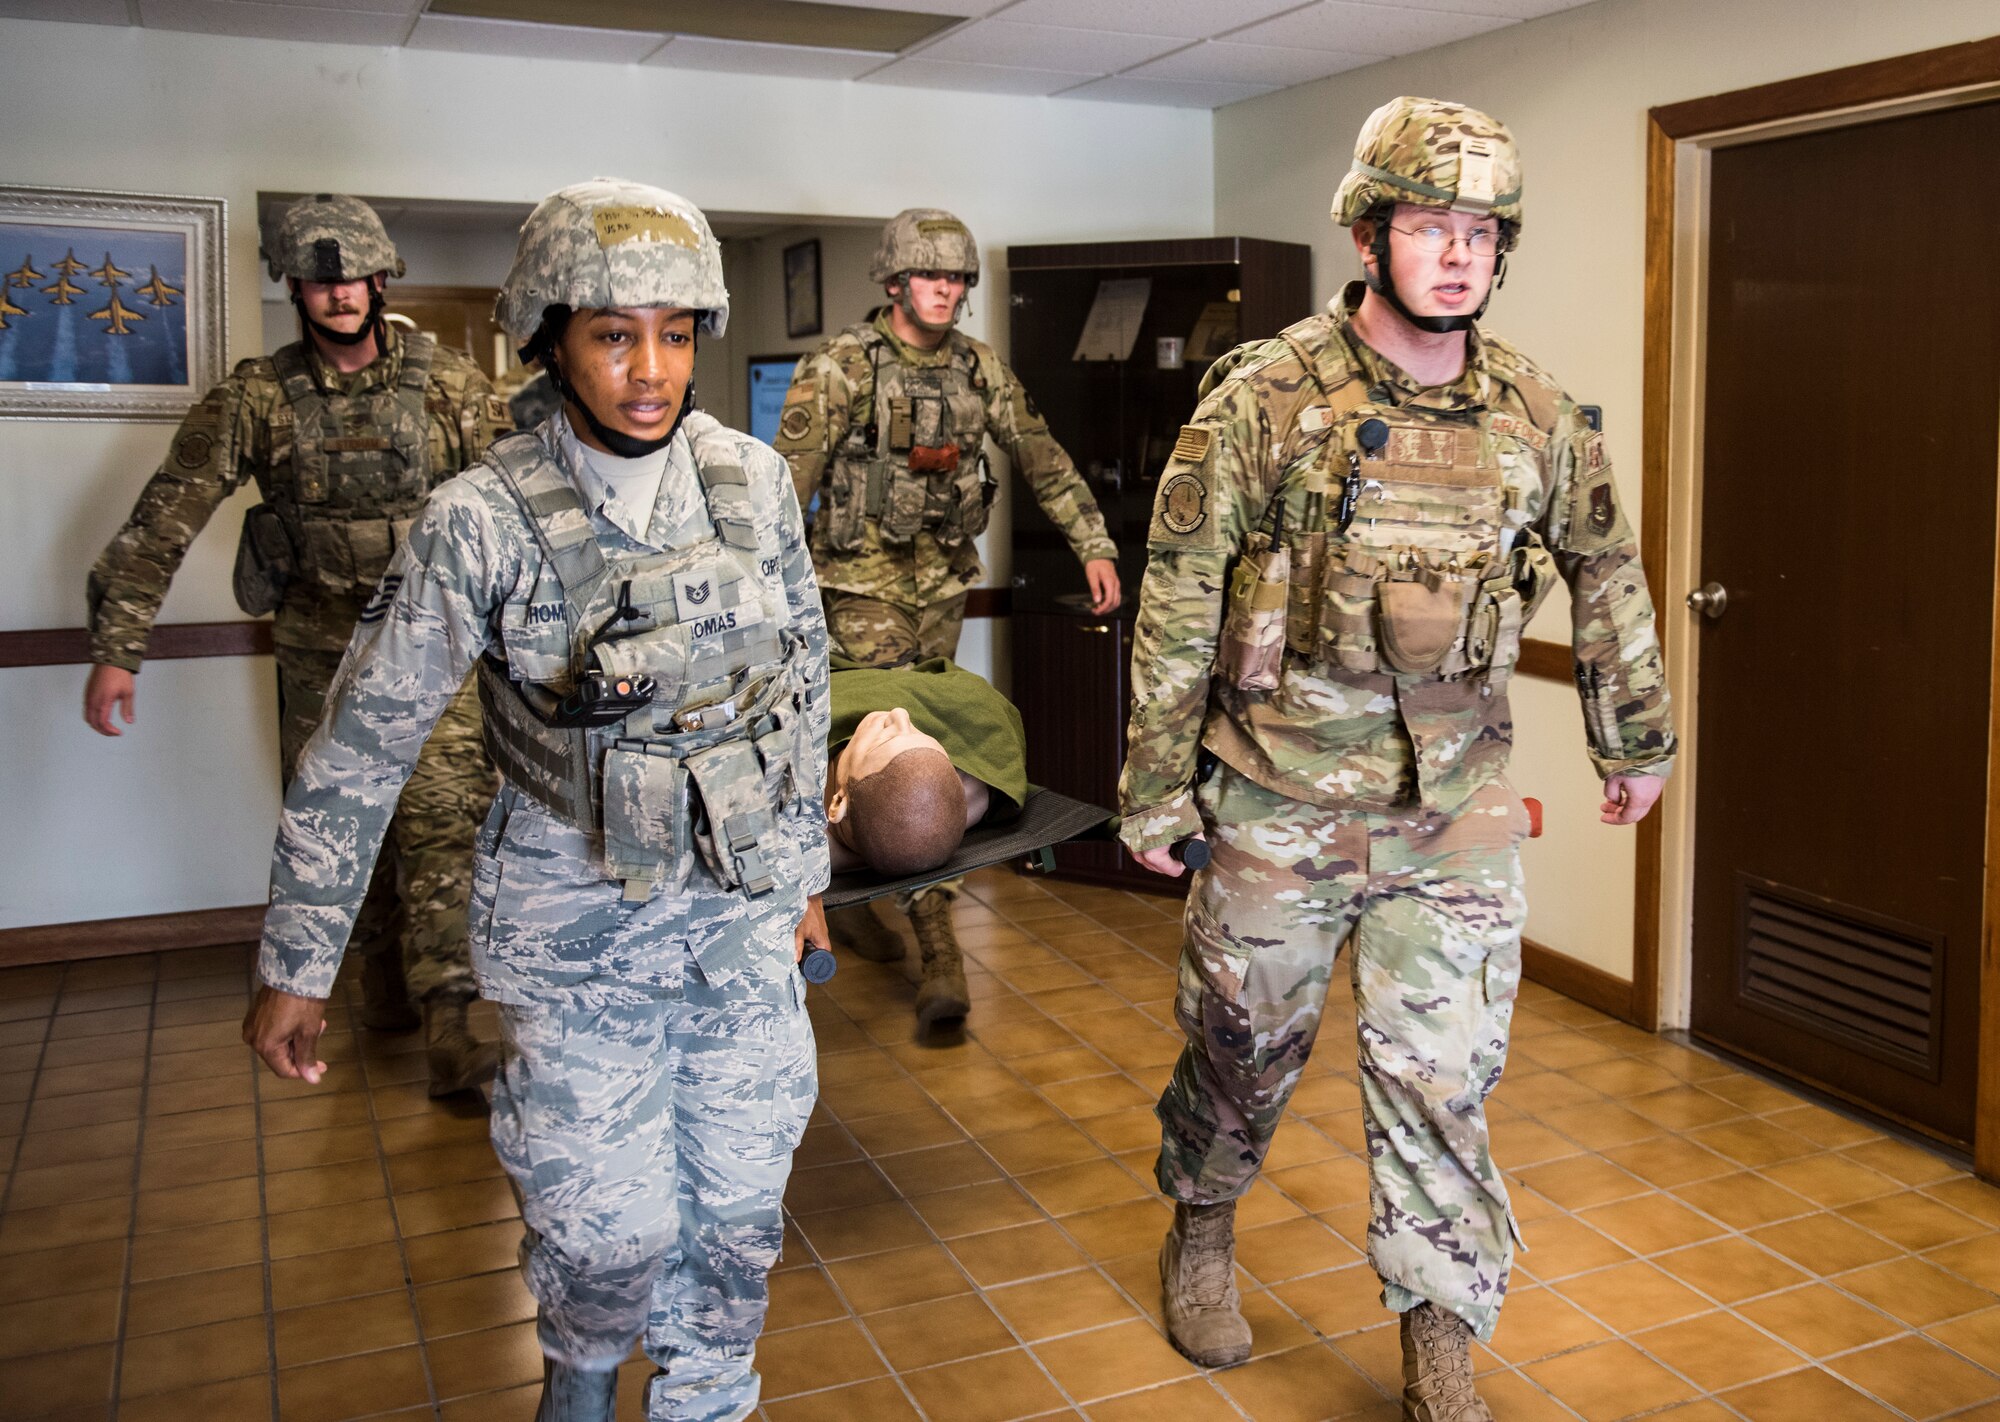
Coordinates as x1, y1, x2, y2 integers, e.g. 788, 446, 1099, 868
824, 588, 968, 913
821, 589, 967, 666
276, 645, 496, 1002
490, 949, 816, 1422
1156, 764, 1529, 1341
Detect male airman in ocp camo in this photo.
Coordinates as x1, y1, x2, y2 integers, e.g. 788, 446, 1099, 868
1120, 98, 1676, 1420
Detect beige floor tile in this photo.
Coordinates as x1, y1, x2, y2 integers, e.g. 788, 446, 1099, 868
1081, 1376, 1246, 1422
1215, 1342, 1387, 1422
426, 1319, 545, 1400
901, 1348, 1069, 1422
908, 1179, 1048, 1238
1514, 1216, 1635, 1281
1553, 1261, 1711, 1334
1634, 1309, 1803, 1392
949, 1221, 1089, 1287
277, 1344, 432, 1422
1236, 1216, 1361, 1286
1929, 1307, 2000, 1373
1672, 1172, 1814, 1231
989, 1268, 1146, 1342
763, 1376, 922, 1421
1525, 1338, 1697, 1420
119, 1315, 269, 1398
868, 1291, 1019, 1372
1749, 1213, 1904, 1276
1928, 1234, 2000, 1292
1483, 1286, 1614, 1364
1721, 1367, 1907, 1421
1837, 1257, 1997, 1327
1579, 1193, 1726, 1256
1827, 1334, 2000, 1418
1840, 1190, 1992, 1250
117, 1375, 273, 1422
1515, 1154, 1651, 1211
1035, 1317, 1196, 1401
125, 1263, 266, 1337
1603, 1136, 1735, 1189
1654, 1238, 1809, 1304
826, 1242, 973, 1313
1736, 1283, 1907, 1356
0, 1285, 122, 1358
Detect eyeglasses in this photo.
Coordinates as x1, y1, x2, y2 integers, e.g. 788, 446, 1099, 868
1388, 224, 1503, 257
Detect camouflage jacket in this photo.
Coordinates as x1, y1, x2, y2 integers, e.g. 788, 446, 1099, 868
1118, 284, 1676, 852
257, 413, 831, 1003
87, 329, 508, 669
776, 312, 1115, 606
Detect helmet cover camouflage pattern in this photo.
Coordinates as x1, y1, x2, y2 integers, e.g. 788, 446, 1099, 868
495, 178, 729, 342
869, 208, 980, 288
1332, 97, 1524, 233
262, 194, 406, 283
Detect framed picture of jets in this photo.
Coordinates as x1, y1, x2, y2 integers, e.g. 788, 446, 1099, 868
0, 185, 226, 422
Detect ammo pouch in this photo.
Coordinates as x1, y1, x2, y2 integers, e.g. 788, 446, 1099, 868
298, 514, 417, 595
231, 503, 296, 617
1218, 532, 1290, 692
1467, 540, 1557, 690
1377, 564, 1479, 677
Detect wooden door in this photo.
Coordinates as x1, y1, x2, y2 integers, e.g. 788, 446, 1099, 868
385, 285, 505, 379
1690, 101, 2000, 1143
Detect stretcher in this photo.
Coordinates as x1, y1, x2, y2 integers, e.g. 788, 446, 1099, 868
821, 787, 1113, 911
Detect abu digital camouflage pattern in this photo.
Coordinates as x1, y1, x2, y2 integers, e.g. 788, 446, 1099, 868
1158, 765, 1527, 1340
494, 179, 730, 342
261, 193, 406, 282
87, 327, 509, 667
277, 648, 492, 1002
1332, 96, 1525, 231
1119, 283, 1674, 854
776, 311, 1114, 616
491, 969, 815, 1411
868, 207, 981, 286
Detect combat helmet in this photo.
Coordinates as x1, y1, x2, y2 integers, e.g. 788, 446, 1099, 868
868, 209, 980, 287
1331, 96, 1522, 333
498, 178, 728, 456
263, 194, 405, 348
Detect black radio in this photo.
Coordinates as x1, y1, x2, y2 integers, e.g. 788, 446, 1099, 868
548, 669, 657, 728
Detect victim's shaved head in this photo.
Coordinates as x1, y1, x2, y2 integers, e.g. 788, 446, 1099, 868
844, 747, 965, 875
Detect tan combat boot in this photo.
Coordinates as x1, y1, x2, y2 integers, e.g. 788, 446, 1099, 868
424, 992, 500, 1098
1401, 1301, 1493, 1421
1160, 1200, 1252, 1368
909, 893, 970, 1030
359, 950, 420, 1032
827, 903, 903, 964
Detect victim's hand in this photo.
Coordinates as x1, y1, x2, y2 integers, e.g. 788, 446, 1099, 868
794, 894, 828, 963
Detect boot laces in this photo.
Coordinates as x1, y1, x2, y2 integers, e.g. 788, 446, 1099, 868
1180, 1205, 1236, 1307
1409, 1305, 1480, 1407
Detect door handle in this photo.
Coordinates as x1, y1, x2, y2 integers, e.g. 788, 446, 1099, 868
1686, 582, 1728, 620
1079, 623, 1113, 635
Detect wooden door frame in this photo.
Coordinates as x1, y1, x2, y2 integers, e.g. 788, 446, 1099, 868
1641, 36, 2000, 1176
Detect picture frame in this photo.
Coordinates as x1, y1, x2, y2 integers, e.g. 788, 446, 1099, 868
783, 237, 822, 339
0, 184, 227, 422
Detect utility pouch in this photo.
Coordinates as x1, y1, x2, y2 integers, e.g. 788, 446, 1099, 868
886, 396, 914, 453
1377, 566, 1477, 676
823, 459, 868, 552
1285, 529, 1325, 658
881, 464, 927, 541
1217, 533, 1290, 692
231, 503, 296, 616
1468, 584, 1525, 689
1318, 548, 1385, 674
686, 739, 780, 896
600, 742, 691, 894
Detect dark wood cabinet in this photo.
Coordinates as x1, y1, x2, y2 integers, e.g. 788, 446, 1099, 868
1004, 237, 1311, 890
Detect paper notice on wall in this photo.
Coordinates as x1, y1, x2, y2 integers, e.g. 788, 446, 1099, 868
1072, 277, 1151, 361
1187, 300, 1240, 360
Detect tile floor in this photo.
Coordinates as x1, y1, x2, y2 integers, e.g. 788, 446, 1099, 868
2, 867, 1998, 1421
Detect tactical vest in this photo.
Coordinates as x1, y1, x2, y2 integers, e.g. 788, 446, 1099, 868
475, 419, 809, 901
1219, 318, 1558, 691
819, 327, 994, 552
267, 333, 437, 596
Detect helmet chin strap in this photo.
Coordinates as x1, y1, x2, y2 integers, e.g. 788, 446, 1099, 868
536, 335, 696, 460
293, 280, 387, 351
1365, 218, 1495, 336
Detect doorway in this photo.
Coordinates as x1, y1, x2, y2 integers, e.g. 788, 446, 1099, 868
1677, 99, 2000, 1147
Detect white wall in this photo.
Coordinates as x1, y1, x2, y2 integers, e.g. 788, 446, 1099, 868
1212, 0, 1999, 979
0, 17, 1211, 930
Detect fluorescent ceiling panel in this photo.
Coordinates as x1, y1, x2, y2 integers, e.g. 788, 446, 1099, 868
430, 0, 961, 51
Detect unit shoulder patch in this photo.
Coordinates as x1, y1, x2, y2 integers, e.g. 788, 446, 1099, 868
778, 405, 814, 444
173, 429, 214, 470
1148, 424, 1223, 551
1160, 472, 1207, 535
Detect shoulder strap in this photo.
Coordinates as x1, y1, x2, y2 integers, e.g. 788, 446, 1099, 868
484, 432, 608, 646
686, 416, 760, 552
269, 343, 322, 417
396, 331, 436, 395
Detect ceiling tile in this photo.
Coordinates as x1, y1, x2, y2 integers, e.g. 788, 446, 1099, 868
0, 0, 130, 21
1130, 37, 1379, 86
237, 0, 417, 12
1392, 0, 1593, 16
1062, 73, 1280, 109
137, 0, 411, 43
645, 35, 884, 79
406, 12, 662, 61
1229, 1, 1515, 55
796, 0, 1010, 12
997, 0, 1309, 40
861, 55, 1091, 96
918, 18, 1182, 73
